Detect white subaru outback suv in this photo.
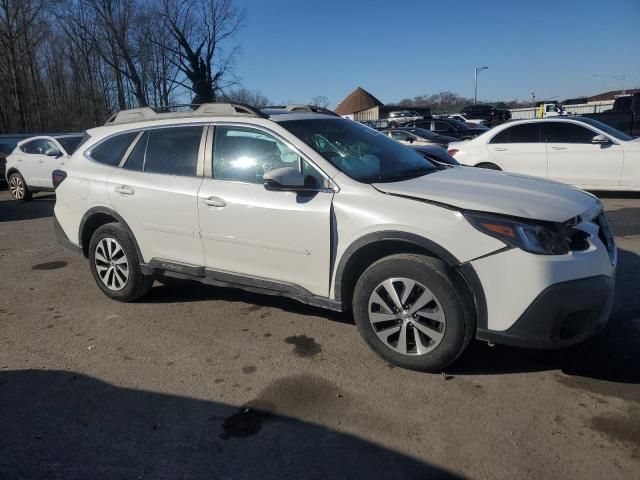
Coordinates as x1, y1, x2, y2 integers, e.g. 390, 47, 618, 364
53, 104, 617, 371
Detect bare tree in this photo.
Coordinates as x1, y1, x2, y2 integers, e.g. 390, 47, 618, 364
219, 87, 269, 107
310, 95, 330, 108
157, 0, 246, 103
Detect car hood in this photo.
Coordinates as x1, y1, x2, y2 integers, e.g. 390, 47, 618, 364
373, 166, 598, 222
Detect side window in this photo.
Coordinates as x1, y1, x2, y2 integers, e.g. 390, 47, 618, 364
212, 126, 326, 187
492, 124, 540, 143
391, 131, 409, 140
90, 132, 138, 166
543, 122, 596, 144
43, 140, 61, 156
213, 126, 301, 184
434, 121, 452, 132
144, 126, 203, 176
21, 139, 55, 154
123, 132, 148, 171
489, 128, 510, 144
20, 141, 36, 153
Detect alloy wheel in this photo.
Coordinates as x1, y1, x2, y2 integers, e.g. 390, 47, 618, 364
95, 238, 129, 291
368, 277, 446, 356
9, 175, 24, 200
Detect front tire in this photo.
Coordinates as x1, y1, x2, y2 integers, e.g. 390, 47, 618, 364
88, 223, 153, 302
352, 254, 473, 371
8, 172, 32, 201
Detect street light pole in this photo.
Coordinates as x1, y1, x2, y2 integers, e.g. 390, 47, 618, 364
474, 66, 488, 104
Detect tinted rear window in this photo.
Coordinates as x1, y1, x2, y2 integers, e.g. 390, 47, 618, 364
90, 132, 138, 166
490, 124, 541, 143
56, 136, 83, 154
144, 126, 202, 176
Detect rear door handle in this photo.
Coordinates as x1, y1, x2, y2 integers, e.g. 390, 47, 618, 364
494, 147, 508, 151
115, 185, 135, 195
204, 196, 226, 208
551, 146, 567, 150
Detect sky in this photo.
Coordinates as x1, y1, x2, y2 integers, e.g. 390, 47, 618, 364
231, 0, 640, 107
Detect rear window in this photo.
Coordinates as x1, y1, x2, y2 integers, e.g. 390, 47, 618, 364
490, 124, 541, 143
90, 132, 138, 166
143, 126, 202, 176
56, 136, 83, 154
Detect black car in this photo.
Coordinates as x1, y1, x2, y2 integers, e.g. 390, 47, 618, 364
409, 145, 460, 168
461, 104, 511, 124
406, 118, 487, 140
380, 127, 457, 147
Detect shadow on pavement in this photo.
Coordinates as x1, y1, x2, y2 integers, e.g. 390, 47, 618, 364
0, 195, 55, 222
0, 369, 460, 480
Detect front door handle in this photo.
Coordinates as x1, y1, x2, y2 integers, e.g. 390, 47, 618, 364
115, 185, 135, 195
204, 196, 226, 208
551, 146, 567, 150
494, 147, 508, 151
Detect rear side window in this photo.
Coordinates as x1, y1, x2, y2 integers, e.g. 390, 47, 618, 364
543, 122, 596, 143
123, 132, 148, 171
490, 124, 541, 144
90, 132, 138, 166
144, 126, 202, 176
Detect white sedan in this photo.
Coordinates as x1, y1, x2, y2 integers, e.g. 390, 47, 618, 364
448, 117, 640, 191
5, 134, 84, 200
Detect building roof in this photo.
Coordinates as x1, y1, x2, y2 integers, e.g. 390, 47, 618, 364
335, 87, 384, 115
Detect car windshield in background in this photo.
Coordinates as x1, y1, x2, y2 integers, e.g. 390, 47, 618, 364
572, 117, 634, 141
405, 128, 440, 140
281, 118, 438, 183
448, 119, 471, 130
55, 136, 84, 154
416, 147, 460, 166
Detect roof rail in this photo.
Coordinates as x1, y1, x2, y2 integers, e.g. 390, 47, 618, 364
264, 104, 341, 117
104, 103, 268, 126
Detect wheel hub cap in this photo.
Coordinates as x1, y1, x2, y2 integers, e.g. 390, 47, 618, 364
95, 238, 129, 291
368, 277, 446, 356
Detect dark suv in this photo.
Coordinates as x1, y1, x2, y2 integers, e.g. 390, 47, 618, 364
461, 104, 511, 124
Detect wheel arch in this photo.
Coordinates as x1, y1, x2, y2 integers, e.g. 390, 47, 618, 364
6, 167, 22, 180
79, 207, 143, 261
333, 231, 487, 330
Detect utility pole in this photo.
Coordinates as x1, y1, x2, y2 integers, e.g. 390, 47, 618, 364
474, 66, 488, 104
530, 92, 535, 108
592, 74, 626, 96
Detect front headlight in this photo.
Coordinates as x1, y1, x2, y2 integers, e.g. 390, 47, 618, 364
464, 212, 570, 255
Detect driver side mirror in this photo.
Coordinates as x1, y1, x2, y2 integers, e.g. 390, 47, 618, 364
405, 136, 415, 144
263, 167, 307, 192
591, 134, 610, 145
45, 149, 62, 158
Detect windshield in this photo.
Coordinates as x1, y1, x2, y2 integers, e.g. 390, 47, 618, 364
572, 117, 634, 141
405, 128, 440, 140
280, 119, 438, 183
55, 136, 83, 154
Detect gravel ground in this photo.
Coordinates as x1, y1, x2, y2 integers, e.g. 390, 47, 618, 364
1, 188, 639, 479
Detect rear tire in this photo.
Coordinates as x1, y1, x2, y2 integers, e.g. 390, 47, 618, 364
8, 172, 32, 201
352, 254, 474, 371
88, 223, 153, 302
476, 162, 501, 170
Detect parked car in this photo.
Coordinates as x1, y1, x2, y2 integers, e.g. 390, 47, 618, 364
386, 110, 423, 127
448, 117, 640, 191
54, 103, 616, 371
5, 134, 84, 200
461, 104, 511, 124
448, 114, 489, 127
409, 145, 460, 168
584, 92, 640, 137
0, 144, 11, 181
406, 118, 487, 140
380, 127, 457, 147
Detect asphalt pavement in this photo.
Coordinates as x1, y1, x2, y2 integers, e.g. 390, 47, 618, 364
1, 188, 639, 479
